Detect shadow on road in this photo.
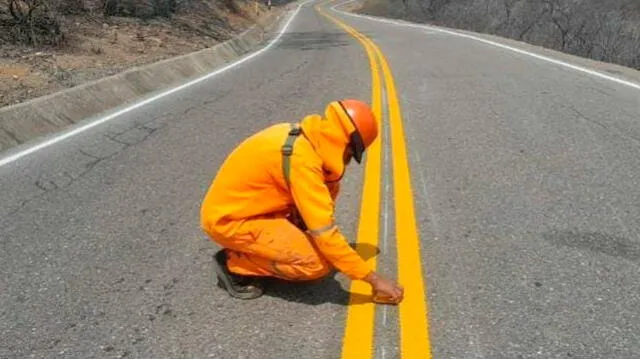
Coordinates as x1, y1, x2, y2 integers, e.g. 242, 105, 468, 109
262, 275, 370, 305
543, 229, 640, 264
276, 31, 374, 51
262, 243, 380, 306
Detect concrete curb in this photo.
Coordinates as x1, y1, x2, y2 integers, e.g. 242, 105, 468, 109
0, 8, 289, 153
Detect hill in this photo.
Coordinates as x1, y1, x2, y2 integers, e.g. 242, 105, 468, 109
359, 0, 640, 70
0, 0, 276, 107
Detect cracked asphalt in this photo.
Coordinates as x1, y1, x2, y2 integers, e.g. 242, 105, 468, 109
2, 1, 640, 358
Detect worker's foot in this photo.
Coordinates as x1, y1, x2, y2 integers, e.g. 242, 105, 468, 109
213, 249, 264, 300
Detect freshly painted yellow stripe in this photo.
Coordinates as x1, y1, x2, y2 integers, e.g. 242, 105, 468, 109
315, 4, 383, 359
370, 42, 432, 359
319, 4, 432, 359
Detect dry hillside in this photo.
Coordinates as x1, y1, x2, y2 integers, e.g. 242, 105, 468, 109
359, 0, 640, 70
0, 0, 278, 107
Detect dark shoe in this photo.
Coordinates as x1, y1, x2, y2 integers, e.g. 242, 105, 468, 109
213, 249, 264, 300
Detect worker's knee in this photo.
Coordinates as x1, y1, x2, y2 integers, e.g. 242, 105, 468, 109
306, 258, 332, 280
290, 257, 331, 281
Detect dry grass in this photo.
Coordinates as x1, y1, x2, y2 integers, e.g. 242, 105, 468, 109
0, 0, 274, 107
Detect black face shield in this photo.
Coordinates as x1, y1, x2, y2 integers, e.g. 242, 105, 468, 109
338, 101, 366, 164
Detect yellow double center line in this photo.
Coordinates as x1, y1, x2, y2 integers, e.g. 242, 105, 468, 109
316, 2, 432, 358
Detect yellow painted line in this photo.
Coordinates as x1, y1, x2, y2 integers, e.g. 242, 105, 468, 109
370, 38, 432, 359
319, 3, 432, 358
315, 3, 382, 359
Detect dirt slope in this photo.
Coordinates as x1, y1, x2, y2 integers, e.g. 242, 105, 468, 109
0, 0, 277, 108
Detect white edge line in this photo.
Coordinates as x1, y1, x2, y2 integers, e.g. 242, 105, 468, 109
0, 0, 313, 168
330, 1, 640, 92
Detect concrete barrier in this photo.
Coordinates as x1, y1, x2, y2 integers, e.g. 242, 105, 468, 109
0, 7, 290, 153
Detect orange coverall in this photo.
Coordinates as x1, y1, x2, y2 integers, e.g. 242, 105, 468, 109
200, 103, 371, 281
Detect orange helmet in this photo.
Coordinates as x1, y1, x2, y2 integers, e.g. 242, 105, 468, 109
336, 99, 378, 164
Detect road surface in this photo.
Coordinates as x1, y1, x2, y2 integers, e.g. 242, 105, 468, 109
2, 0, 640, 358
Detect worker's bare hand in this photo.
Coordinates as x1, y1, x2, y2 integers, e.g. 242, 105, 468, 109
364, 272, 404, 304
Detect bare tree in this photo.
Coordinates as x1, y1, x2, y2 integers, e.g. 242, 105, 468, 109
56, 0, 87, 14
4, 0, 63, 46
415, 0, 451, 19
101, 0, 182, 18
592, 10, 628, 63
385, 0, 639, 68
513, 1, 550, 41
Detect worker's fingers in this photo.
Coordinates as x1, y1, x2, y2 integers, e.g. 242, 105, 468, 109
394, 283, 404, 294
391, 292, 403, 304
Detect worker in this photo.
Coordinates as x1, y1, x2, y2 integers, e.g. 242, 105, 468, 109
200, 99, 404, 304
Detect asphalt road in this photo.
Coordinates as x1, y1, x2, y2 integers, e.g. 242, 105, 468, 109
2, 1, 640, 358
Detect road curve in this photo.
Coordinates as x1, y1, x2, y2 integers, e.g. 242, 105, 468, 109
335, 3, 640, 358
2, 1, 640, 358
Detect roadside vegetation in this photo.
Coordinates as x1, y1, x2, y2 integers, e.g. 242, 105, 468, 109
0, 0, 273, 107
360, 0, 640, 69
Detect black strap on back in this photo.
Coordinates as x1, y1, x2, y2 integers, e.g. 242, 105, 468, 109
281, 123, 302, 188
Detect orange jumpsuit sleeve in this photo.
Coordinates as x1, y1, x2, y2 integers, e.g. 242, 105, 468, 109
289, 161, 371, 280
